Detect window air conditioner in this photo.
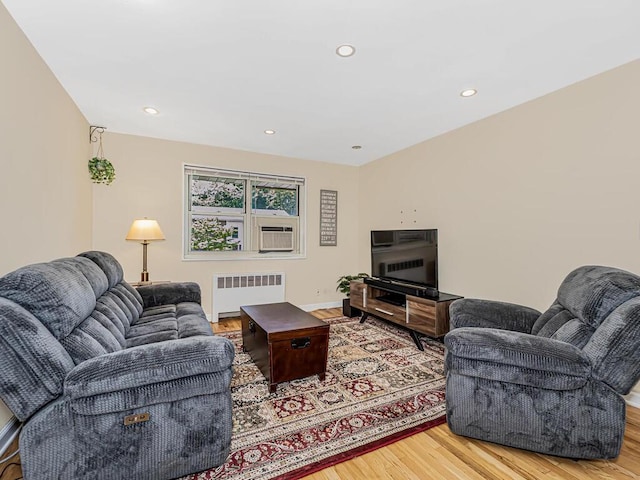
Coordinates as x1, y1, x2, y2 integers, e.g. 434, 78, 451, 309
259, 226, 294, 252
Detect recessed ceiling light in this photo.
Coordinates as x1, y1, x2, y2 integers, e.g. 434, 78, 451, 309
264, 129, 276, 135
460, 89, 477, 98
336, 44, 356, 57
143, 106, 159, 115
351, 145, 362, 150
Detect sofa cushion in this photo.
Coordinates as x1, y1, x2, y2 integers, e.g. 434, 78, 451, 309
111, 283, 144, 318
137, 282, 201, 309
583, 297, 640, 394
60, 316, 125, 364
557, 265, 640, 329
137, 305, 177, 324
0, 257, 107, 339
0, 298, 75, 420
94, 297, 128, 338
532, 265, 640, 349
127, 301, 212, 346
78, 251, 125, 288
99, 290, 137, 330
141, 305, 176, 317
532, 302, 595, 348
136, 311, 176, 323
127, 318, 178, 338
126, 330, 179, 348
178, 314, 215, 338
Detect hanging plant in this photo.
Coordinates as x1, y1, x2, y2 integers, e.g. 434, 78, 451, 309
88, 157, 116, 185
88, 126, 116, 185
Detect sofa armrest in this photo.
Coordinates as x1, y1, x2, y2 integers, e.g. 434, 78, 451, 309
0, 298, 76, 421
445, 327, 591, 390
136, 282, 201, 308
449, 298, 541, 333
64, 336, 234, 410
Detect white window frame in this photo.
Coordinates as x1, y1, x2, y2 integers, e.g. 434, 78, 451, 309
183, 164, 306, 260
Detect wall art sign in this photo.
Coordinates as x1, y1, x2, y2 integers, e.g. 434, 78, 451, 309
319, 189, 337, 246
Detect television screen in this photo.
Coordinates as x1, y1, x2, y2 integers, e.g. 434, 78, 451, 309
370, 229, 438, 288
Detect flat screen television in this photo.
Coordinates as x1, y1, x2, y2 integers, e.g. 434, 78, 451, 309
370, 229, 438, 289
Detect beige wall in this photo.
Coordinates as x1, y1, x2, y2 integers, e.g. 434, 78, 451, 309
360, 58, 640, 308
359, 59, 640, 395
0, 4, 92, 426
3, 0, 640, 432
91, 133, 361, 316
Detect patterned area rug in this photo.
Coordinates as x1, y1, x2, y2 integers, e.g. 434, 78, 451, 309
185, 316, 446, 480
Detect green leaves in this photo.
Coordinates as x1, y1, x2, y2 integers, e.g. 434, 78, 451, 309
191, 217, 241, 251
88, 157, 116, 185
336, 273, 369, 297
252, 186, 297, 215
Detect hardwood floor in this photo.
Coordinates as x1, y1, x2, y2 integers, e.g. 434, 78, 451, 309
209, 306, 342, 333
0, 435, 20, 480
302, 406, 640, 480
224, 308, 640, 480
2, 308, 639, 480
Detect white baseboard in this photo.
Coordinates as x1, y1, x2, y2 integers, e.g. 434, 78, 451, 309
298, 301, 341, 312
208, 301, 342, 323
625, 391, 640, 408
0, 416, 20, 457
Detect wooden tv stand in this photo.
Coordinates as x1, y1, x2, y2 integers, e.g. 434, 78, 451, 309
349, 280, 462, 350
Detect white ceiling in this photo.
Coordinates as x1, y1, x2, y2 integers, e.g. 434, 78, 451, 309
4, 0, 640, 166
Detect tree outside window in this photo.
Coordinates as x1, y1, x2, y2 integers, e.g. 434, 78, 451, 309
252, 185, 298, 216
185, 166, 304, 258
190, 216, 242, 251
191, 176, 244, 209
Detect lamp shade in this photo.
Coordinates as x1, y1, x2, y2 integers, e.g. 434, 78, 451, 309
125, 219, 165, 242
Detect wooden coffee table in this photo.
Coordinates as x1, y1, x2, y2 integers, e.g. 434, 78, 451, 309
240, 302, 330, 393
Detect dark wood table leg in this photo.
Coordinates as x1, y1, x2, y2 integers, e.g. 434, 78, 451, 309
359, 312, 369, 324
269, 383, 277, 393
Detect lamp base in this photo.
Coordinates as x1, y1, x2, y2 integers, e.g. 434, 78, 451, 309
141, 271, 149, 282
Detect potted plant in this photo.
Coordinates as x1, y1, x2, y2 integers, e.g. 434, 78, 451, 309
88, 156, 116, 185
336, 273, 369, 317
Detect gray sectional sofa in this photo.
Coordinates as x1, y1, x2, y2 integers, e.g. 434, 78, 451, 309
445, 265, 640, 459
0, 251, 235, 479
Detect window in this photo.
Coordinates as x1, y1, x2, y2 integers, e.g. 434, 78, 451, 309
184, 165, 305, 259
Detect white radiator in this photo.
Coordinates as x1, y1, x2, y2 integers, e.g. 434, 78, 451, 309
211, 273, 285, 322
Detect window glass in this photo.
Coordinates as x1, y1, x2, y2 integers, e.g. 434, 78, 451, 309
251, 184, 298, 216
191, 176, 244, 212
184, 166, 305, 259
190, 215, 243, 251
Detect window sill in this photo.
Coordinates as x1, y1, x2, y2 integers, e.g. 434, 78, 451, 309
182, 252, 306, 261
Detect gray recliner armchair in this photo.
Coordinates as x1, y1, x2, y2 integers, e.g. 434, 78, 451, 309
444, 265, 640, 459
0, 251, 235, 479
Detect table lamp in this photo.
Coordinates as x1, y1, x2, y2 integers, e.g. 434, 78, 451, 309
125, 218, 165, 282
